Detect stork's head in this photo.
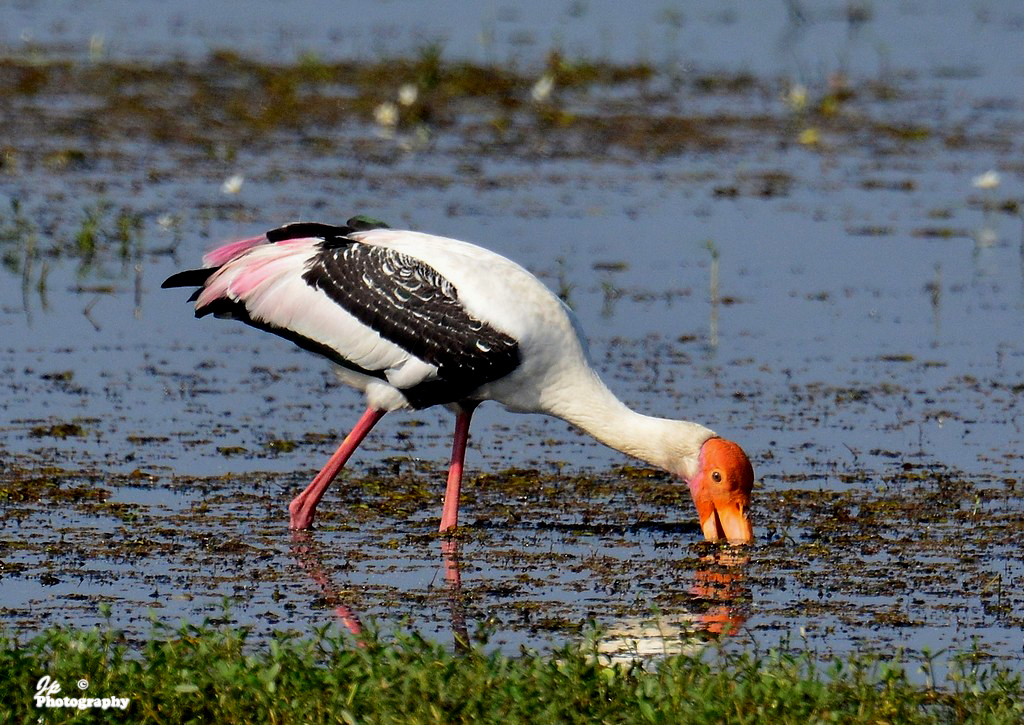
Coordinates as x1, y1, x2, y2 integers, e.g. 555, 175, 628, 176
686, 437, 754, 544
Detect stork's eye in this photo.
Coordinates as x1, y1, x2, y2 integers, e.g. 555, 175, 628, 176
711, 471, 723, 483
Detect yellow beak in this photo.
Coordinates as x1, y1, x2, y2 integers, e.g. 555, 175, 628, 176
701, 501, 753, 544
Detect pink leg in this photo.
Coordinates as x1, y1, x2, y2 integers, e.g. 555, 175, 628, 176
289, 407, 386, 530
438, 405, 476, 533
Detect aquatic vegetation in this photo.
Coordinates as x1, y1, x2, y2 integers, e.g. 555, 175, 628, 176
0, 197, 149, 279
0, 50, 934, 166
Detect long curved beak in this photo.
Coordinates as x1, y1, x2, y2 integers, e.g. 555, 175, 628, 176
701, 501, 753, 544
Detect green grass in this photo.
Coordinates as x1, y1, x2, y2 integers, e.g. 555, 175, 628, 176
1, 617, 1021, 724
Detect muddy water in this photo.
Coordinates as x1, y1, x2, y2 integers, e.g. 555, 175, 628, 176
2, 3, 1023, 673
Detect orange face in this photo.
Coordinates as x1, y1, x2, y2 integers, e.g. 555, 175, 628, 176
687, 437, 754, 544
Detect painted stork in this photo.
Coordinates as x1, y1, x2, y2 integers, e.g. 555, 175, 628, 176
162, 217, 754, 542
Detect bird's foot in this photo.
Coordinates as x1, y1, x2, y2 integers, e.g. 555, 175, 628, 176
288, 497, 316, 530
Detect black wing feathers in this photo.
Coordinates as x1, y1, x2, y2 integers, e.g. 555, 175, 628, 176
266, 217, 389, 244
302, 243, 520, 406
266, 222, 351, 243
161, 267, 217, 289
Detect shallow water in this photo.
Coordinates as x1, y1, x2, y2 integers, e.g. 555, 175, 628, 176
2, 1, 1023, 677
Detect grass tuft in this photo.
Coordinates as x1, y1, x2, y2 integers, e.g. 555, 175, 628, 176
1, 620, 1022, 723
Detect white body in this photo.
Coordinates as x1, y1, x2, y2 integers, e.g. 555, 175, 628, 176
198, 228, 717, 480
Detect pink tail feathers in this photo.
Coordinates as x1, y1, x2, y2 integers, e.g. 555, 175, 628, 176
202, 234, 268, 268
195, 237, 318, 312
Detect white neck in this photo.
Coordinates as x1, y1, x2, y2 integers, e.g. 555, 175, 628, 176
540, 366, 715, 480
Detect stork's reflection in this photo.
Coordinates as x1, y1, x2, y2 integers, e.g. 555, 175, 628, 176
289, 531, 366, 638
289, 531, 469, 649
440, 538, 470, 651
596, 549, 751, 666
290, 532, 749, 664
